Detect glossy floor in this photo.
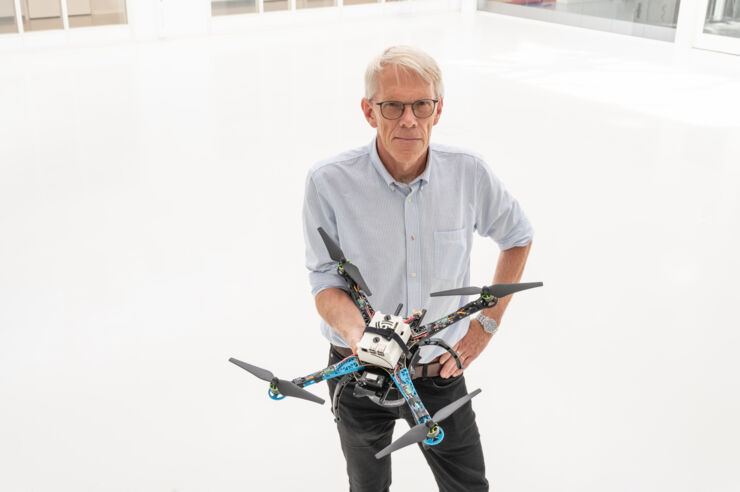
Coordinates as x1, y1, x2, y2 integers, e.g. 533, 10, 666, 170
1, 10, 739, 492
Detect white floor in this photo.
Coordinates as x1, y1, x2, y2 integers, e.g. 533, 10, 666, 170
1, 10, 739, 492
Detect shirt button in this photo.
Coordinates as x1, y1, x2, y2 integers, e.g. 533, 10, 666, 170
411, 272, 417, 278
408, 197, 412, 203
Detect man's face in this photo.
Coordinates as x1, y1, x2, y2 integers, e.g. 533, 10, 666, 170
362, 66, 443, 168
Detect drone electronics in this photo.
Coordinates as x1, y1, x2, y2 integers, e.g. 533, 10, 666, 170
230, 227, 543, 459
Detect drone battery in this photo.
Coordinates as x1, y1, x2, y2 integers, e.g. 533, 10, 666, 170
356, 312, 412, 369
358, 371, 386, 391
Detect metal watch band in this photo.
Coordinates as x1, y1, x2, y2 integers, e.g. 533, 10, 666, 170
475, 312, 498, 335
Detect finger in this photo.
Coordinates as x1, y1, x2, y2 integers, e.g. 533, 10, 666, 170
452, 356, 471, 377
440, 357, 459, 378
439, 343, 459, 365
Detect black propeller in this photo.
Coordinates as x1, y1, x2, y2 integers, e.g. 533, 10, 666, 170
374, 389, 482, 459
317, 227, 372, 296
430, 282, 543, 299
229, 358, 325, 405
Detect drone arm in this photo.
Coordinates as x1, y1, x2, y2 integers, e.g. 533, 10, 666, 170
413, 296, 497, 341
292, 355, 364, 389
347, 282, 375, 325
390, 366, 431, 425
323, 269, 374, 325
314, 227, 375, 323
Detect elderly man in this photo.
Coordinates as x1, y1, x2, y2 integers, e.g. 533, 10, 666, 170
302, 46, 534, 492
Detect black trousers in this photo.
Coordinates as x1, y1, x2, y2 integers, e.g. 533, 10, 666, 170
326, 346, 489, 492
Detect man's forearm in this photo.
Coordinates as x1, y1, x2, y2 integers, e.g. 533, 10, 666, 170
314, 287, 367, 350
439, 240, 533, 377
480, 241, 533, 325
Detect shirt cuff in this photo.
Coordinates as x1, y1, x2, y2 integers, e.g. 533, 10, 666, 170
496, 222, 535, 251
309, 271, 350, 297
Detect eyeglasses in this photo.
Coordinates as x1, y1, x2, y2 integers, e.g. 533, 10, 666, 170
370, 99, 439, 120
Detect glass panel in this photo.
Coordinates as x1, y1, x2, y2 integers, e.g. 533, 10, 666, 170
296, 0, 335, 8
263, 0, 290, 11
545, 0, 679, 27
0, 0, 19, 34
703, 0, 740, 38
479, 0, 680, 41
212, 0, 258, 15
21, 0, 64, 32
68, 0, 127, 28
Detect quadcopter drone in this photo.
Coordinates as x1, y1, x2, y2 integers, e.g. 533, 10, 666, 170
230, 227, 542, 459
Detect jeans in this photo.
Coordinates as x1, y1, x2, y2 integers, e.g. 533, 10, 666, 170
326, 346, 489, 492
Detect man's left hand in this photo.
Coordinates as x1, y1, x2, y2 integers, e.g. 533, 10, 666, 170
438, 320, 493, 378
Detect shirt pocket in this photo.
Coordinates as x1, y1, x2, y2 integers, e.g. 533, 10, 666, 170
434, 228, 467, 281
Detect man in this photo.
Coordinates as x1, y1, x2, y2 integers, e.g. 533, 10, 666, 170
302, 46, 534, 492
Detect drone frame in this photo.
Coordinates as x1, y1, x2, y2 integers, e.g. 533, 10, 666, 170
230, 226, 542, 459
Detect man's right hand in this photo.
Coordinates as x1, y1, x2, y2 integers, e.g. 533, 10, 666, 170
345, 330, 362, 355
315, 288, 366, 354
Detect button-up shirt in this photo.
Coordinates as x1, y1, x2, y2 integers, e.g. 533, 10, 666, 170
303, 137, 534, 362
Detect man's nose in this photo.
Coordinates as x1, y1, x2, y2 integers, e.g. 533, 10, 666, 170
399, 104, 417, 126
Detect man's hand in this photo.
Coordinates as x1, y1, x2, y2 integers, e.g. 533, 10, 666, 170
346, 333, 362, 355
438, 320, 493, 378
436, 242, 533, 378
315, 288, 366, 353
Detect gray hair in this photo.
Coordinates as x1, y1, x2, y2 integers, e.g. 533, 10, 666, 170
364, 46, 444, 100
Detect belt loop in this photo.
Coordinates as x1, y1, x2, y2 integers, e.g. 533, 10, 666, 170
422, 363, 429, 378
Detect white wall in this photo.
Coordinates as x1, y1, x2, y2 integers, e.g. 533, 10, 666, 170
126, 0, 210, 40
159, 0, 209, 37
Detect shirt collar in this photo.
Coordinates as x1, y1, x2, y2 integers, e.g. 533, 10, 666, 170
368, 136, 432, 190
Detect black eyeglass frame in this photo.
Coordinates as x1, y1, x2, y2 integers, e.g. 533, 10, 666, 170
369, 99, 440, 120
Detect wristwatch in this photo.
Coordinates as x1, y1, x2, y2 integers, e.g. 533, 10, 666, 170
474, 312, 498, 335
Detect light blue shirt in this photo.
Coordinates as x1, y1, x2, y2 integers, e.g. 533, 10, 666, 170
303, 137, 534, 363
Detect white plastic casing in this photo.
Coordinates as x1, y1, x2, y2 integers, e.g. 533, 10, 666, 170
356, 312, 412, 369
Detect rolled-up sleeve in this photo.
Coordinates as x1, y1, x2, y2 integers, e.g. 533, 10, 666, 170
302, 170, 348, 296
474, 159, 534, 250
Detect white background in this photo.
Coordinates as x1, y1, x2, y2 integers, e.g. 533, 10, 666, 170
1, 10, 739, 492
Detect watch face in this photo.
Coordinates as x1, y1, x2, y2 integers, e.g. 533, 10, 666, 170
477, 314, 497, 333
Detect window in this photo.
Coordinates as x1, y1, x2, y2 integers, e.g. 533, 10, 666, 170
0, 0, 18, 34
21, 0, 64, 32
479, 0, 681, 41
212, 0, 259, 15
296, 0, 336, 9
68, 0, 127, 29
703, 0, 740, 38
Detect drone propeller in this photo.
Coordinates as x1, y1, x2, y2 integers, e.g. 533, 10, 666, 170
317, 227, 372, 296
229, 358, 325, 405
374, 389, 482, 459
430, 282, 543, 299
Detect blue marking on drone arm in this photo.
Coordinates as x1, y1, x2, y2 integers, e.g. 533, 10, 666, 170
390, 368, 431, 424
328, 356, 364, 379
296, 356, 364, 388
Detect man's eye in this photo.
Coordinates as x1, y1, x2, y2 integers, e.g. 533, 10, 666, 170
385, 102, 403, 111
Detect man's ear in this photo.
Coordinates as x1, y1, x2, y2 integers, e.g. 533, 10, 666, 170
433, 97, 444, 126
361, 98, 378, 129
